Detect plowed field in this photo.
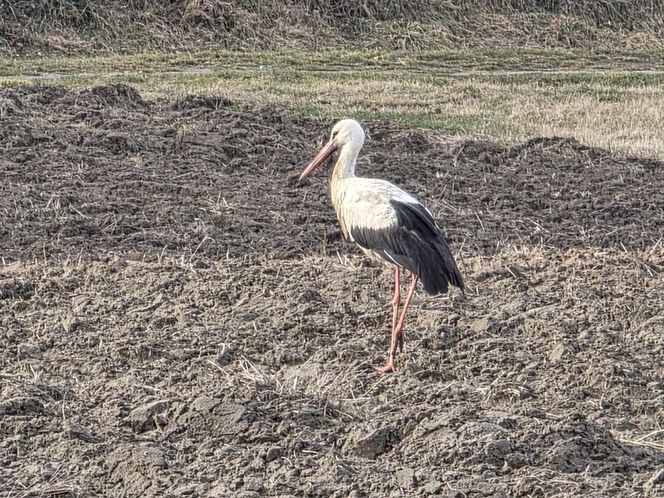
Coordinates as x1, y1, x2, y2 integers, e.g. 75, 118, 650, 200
1, 85, 663, 497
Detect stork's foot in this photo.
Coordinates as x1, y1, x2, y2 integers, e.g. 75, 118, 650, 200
374, 357, 396, 374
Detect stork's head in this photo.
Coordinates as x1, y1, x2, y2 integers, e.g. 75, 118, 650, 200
299, 119, 365, 181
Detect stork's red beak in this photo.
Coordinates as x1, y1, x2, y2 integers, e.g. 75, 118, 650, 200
299, 140, 337, 181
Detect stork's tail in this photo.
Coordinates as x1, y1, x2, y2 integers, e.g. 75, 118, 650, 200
419, 238, 465, 296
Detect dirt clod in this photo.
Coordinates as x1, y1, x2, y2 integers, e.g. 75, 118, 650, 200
345, 427, 400, 459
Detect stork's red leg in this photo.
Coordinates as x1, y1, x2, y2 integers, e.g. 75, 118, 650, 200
375, 273, 418, 373
393, 267, 406, 353
394, 273, 418, 352
391, 267, 401, 335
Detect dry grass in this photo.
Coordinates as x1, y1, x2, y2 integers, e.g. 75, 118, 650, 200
507, 79, 664, 160
3, 0, 664, 54
4, 49, 664, 77
2, 50, 664, 160
240, 71, 664, 159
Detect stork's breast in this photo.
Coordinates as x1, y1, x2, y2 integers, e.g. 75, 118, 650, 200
345, 193, 397, 232
332, 179, 403, 243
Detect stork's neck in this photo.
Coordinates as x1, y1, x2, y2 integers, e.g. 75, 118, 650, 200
332, 144, 359, 182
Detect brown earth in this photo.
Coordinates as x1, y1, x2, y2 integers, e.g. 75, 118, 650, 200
1, 85, 663, 497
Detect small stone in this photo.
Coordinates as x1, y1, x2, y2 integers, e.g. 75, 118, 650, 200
124, 399, 171, 433
66, 421, 100, 443
207, 483, 238, 497
470, 317, 494, 333
171, 484, 197, 495
506, 451, 528, 469
345, 427, 398, 459
276, 420, 292, 435
549, 343, 565, 363
484, 439, 512, 458
394, 467, 416, 489
249, 456, 264, 471
190, 397, 220, 412
422, 481, 443, 494
17, 343, 41, 359
243, 477, 264, 492
61, 313, 79, 333
265, 446, 282, 462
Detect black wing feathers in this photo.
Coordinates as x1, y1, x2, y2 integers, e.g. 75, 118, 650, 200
349, 199, 464, 295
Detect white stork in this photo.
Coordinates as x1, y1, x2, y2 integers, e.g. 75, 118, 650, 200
299, 119, 465, 373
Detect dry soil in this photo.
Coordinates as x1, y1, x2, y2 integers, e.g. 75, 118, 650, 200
0, 85, 663, 497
